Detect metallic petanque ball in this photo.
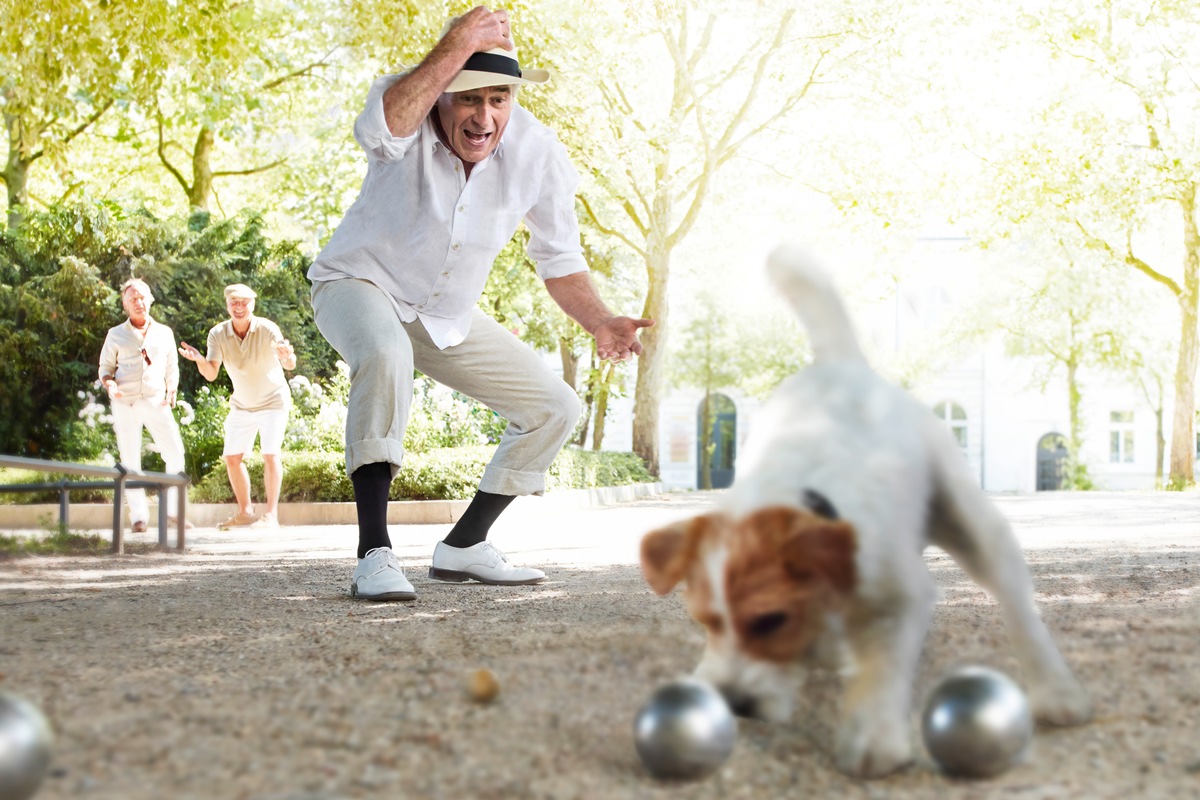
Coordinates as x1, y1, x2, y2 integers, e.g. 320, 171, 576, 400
633, 678, 736, 780
921, 666, 1033, 778
0, 690, 54, 800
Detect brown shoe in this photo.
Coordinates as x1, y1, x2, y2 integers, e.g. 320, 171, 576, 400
131, 521, 148, 533
167, 517, 195, 530
218, 511, 257, 530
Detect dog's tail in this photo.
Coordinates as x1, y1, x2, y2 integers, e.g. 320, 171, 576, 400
766, 243, 867, 364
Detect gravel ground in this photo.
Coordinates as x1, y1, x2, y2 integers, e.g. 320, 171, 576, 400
1, 490, 1198, 800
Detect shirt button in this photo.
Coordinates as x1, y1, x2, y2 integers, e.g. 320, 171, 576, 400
441, 271, 450, 277
458, 205, 465, 213
433, 292, 441, 298
452, 243, 461, 251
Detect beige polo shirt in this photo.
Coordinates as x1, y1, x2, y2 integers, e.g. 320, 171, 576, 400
205, 316, 291, 412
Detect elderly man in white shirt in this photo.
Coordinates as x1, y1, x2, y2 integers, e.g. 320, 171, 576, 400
309, 6, 653, 601
98, 278, 190, 533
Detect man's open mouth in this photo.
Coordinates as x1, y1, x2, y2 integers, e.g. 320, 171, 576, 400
464, 130, 491, 146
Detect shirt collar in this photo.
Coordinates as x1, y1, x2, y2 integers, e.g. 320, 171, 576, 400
125, 315, 153, 334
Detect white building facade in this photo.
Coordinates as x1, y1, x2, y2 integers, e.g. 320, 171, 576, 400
597, 236, 1179, 492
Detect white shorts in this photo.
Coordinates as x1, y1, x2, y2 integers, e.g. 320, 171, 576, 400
223, 407, 289, 457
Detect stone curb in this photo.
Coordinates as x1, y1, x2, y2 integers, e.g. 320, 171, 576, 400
0, 482, 665, 530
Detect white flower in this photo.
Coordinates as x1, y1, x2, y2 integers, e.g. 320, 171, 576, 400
176, 400, 195, 426
77, 390, 86, 400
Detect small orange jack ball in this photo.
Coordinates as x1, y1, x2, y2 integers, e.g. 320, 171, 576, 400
467, 668, 500, 704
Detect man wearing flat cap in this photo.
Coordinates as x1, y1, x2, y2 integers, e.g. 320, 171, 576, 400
308, 5, 653, 601
179, 284, 297, 530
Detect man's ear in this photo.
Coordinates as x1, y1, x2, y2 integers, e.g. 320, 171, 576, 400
781, 516, 857, 596
640, 516, 711, 596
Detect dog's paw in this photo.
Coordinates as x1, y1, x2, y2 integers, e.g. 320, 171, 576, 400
834, 713, 914, 779
1030, 677, 1093, 727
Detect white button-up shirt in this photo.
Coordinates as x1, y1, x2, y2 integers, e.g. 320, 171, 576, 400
308, 73, 589, 349
98, 317, 180, 402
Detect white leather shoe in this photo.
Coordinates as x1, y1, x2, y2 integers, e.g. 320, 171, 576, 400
351, 547, 416, 601
430, 541, 546, 586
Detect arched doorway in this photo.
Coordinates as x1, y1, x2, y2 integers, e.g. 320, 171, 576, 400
1036, 433, 1068, 491
697, 393, 737, 489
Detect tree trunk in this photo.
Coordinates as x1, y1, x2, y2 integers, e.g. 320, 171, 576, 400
632, 244, 669, 476
592, 365, 612, 452
1155, 404, 1166, 487
3, 113, 31, 230
574, 356, 595, 448
189, 127, 215, 210
559, 336, 580, 391
1168, 187, 1200, 488
699, 390, 714, 490
1065, 355, 1085, 489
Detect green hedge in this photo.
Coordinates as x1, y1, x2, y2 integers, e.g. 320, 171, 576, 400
0, 447, 655, 505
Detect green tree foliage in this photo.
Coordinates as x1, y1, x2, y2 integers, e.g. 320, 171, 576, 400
0, 0, 239, 226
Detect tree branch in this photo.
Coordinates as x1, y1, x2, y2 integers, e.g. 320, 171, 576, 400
156, 113, 192, 196
577, 193, 648, 260
669, 9, 798, 248
213, 159, 286, 178
260, 50, 336, 91
1073, 218, 1181, 296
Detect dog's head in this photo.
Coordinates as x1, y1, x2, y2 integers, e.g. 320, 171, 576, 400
641, 505, 857, 721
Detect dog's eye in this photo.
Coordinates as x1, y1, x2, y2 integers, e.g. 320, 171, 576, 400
747, 612, 789, 638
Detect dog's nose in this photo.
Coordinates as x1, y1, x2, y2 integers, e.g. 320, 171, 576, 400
719, 687, 759, 719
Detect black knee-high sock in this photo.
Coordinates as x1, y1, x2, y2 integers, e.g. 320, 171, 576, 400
442, 490, 515, 549
351, 461, 393, 559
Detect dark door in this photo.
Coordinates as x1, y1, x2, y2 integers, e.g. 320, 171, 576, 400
1036, 433, 1068, 491
697, 394, 737, 489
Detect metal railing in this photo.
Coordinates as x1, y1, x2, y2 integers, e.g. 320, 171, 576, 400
0, 454, 190, 554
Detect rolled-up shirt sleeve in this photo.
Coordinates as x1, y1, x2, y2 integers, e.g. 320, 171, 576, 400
353, 73, 420, 163
525, 141, 588, 280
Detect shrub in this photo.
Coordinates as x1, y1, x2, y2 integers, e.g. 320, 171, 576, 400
186, 447, 653, 503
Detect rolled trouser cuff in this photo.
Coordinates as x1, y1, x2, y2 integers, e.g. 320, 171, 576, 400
478, 464, 546, 497
346, 439, 405, 480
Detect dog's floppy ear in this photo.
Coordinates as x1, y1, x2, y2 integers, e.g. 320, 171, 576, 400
640, 516, 711, 596
781, 516, 857, 596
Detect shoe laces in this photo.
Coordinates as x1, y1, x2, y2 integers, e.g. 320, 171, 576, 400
481, 542, 508, 563
364, 547, 400, 571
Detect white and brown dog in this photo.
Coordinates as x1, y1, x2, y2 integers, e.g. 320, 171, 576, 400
640, 245, 1093, 778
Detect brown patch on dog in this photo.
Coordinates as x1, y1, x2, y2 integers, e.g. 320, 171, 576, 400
640, 514, 713, 595
725, 507, 857, 662
642, 507, 857, 664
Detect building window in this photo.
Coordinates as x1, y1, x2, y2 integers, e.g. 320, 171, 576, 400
934, 401, 968, 449
1109, 411, 1134, 463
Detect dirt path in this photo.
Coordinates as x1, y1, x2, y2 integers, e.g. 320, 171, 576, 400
1, 491, 1197, 799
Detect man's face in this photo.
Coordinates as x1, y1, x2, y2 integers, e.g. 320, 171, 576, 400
435, 85, 513, 163
226, 296, 254, 322
122, 287, 152, 320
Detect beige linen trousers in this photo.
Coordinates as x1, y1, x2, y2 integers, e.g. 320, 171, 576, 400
312, 278, 580, 496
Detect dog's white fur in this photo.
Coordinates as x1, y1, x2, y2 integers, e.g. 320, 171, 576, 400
642, 245, 1093, 778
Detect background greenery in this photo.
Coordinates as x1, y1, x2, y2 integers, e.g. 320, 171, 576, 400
3, 0, 1198, 488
